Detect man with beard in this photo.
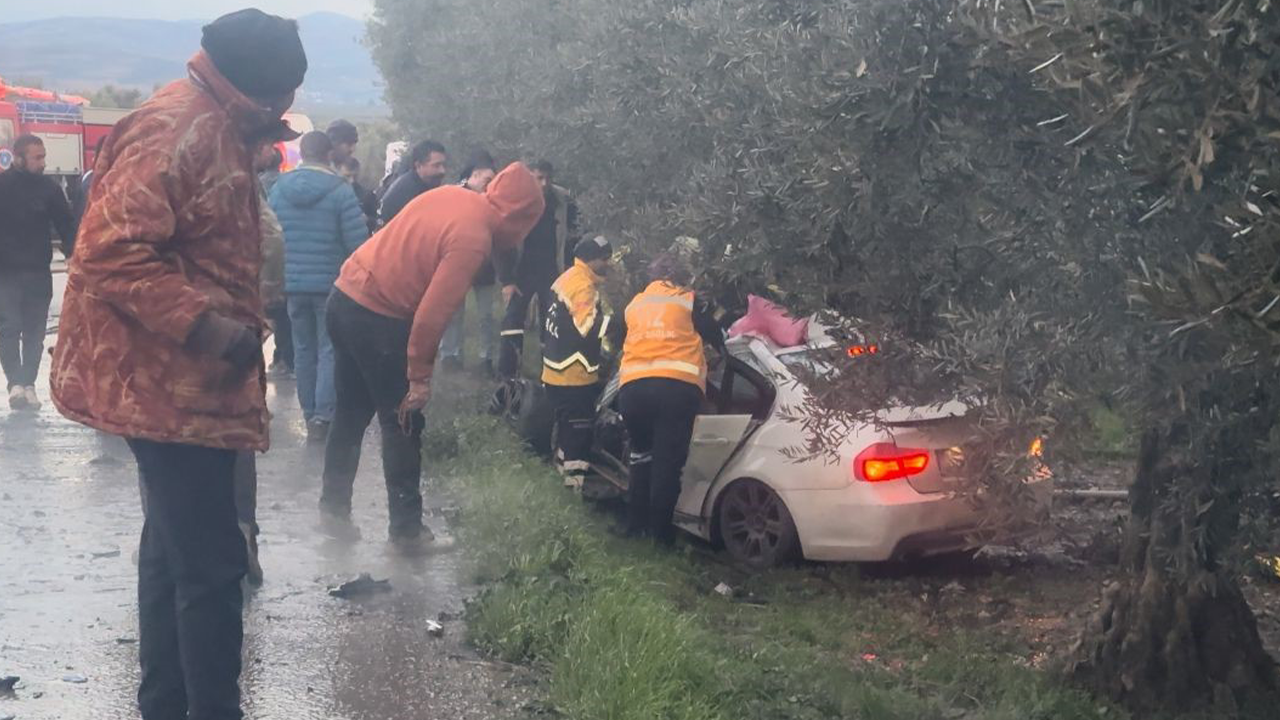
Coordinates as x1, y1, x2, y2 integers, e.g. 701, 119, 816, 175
378, 139, 447, 225
0, 134, 75, 411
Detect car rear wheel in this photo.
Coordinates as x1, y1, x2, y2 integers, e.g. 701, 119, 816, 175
718, 479, 799, 570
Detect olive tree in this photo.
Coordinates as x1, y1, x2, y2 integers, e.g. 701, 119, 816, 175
369, 0, 1279, 711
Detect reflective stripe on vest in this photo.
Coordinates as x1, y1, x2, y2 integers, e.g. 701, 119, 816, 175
619, 359, 702, 376
628, 293, 693, 311
543, 351, 601, 374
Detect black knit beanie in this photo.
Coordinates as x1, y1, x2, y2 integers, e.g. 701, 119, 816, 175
575, 235, 614, 263
201, 8, 308, 100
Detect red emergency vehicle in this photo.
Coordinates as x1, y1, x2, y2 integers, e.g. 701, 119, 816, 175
0, 76, 129, 184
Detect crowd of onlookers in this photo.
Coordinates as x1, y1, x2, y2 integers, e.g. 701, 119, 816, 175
258, 120, 579, 447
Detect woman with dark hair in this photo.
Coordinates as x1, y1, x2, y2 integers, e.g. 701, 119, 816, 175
615, 252, 724, 543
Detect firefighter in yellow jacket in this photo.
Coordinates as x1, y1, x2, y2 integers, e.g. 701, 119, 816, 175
542, 236, 618, 488
616, 252, 724, 543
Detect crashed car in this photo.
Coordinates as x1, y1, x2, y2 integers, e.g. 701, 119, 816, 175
499, 324, 1053, 569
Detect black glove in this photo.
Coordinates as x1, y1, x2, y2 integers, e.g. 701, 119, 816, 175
187, 313, 260, 370
222, 326, 261, 371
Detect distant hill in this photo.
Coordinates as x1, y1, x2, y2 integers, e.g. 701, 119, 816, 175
0, 13, 385, 114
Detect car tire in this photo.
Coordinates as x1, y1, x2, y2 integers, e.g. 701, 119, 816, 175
717, 479, 800, 570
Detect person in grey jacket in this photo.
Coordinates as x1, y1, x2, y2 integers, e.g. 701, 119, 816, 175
269, 131, 369, 444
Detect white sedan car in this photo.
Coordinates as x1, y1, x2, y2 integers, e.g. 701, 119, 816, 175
504, 329, 1053, 569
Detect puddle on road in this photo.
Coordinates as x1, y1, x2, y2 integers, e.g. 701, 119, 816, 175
1, 368, 518, 720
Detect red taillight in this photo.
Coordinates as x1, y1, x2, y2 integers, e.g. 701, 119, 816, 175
855, 443, 931, 482
847, 344, 880, 357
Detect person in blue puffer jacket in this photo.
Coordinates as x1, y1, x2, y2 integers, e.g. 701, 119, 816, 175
269, 130, 370, 445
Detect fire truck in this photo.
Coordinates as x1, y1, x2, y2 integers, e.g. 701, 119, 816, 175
2, 76, 312, 187
0, 76, 130, 196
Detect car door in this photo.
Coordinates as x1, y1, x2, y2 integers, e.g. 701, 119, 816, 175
674, 357, 773, 522
674, 415, 754, 521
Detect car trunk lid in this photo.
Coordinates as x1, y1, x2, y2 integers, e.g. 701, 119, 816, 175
874, 402, 973, 494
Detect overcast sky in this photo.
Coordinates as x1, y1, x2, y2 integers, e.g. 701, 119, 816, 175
5, 1, 373, 22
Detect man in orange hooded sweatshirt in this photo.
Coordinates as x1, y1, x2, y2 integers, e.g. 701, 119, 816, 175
321, 162, 544, 551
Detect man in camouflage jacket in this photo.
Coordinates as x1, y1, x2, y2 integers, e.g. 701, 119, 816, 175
49, 10, 307, 720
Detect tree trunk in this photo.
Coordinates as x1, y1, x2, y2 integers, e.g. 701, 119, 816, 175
1069, 430, 1277, 714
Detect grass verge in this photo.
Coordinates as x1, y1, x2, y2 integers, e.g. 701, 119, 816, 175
426, 392, 1258, 720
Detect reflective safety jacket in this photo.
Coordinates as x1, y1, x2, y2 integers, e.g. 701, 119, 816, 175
619, 281, 709, 392
542, 260, 612, 387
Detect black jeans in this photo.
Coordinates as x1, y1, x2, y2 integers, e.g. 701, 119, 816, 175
547, 383, 599, 479
267, 301, 293, 369
138, 450, 257, 531
618, 377, 702, 543
234, 451, 257, 533
128, 439, 246, 720
0, 270, 53, 388
321, 289, 425, 539
498, 276, 554, 378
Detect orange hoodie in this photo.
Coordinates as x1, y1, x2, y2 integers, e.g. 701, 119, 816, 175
335, 162, 544, 380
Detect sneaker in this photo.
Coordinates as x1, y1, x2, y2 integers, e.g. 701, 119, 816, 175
317, 512, 362, 542
24, 386, 41, 410
306, 420, 331, 446
441, 356, 464, 373
240, 522, 264, 587
8, 385, 28, 410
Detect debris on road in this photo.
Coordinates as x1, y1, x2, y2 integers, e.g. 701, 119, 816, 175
0, 675, 18, 694
714, 582, 734, 598
87, 454, 127, 466
328, 573, 392, 599
61, 673, 88, 684
90, 549, 121, 559
427, 620, 445, 637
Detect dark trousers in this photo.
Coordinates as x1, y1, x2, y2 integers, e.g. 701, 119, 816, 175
618, 377, 702, 543
321, 289, 425, 539
139, 450, 256, 530
0, 270, 53, 389
498, 276, 553, 377
547, 383, 599, 479
267, 301, 293, 369
128, 439, 246, 720
234, 451, 257, 533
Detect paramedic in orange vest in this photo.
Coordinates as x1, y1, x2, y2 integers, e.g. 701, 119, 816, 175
616, 252, 725, 543
541, 236, 619, 489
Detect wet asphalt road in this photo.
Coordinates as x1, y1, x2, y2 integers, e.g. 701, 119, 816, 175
1, 272, 538, 720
